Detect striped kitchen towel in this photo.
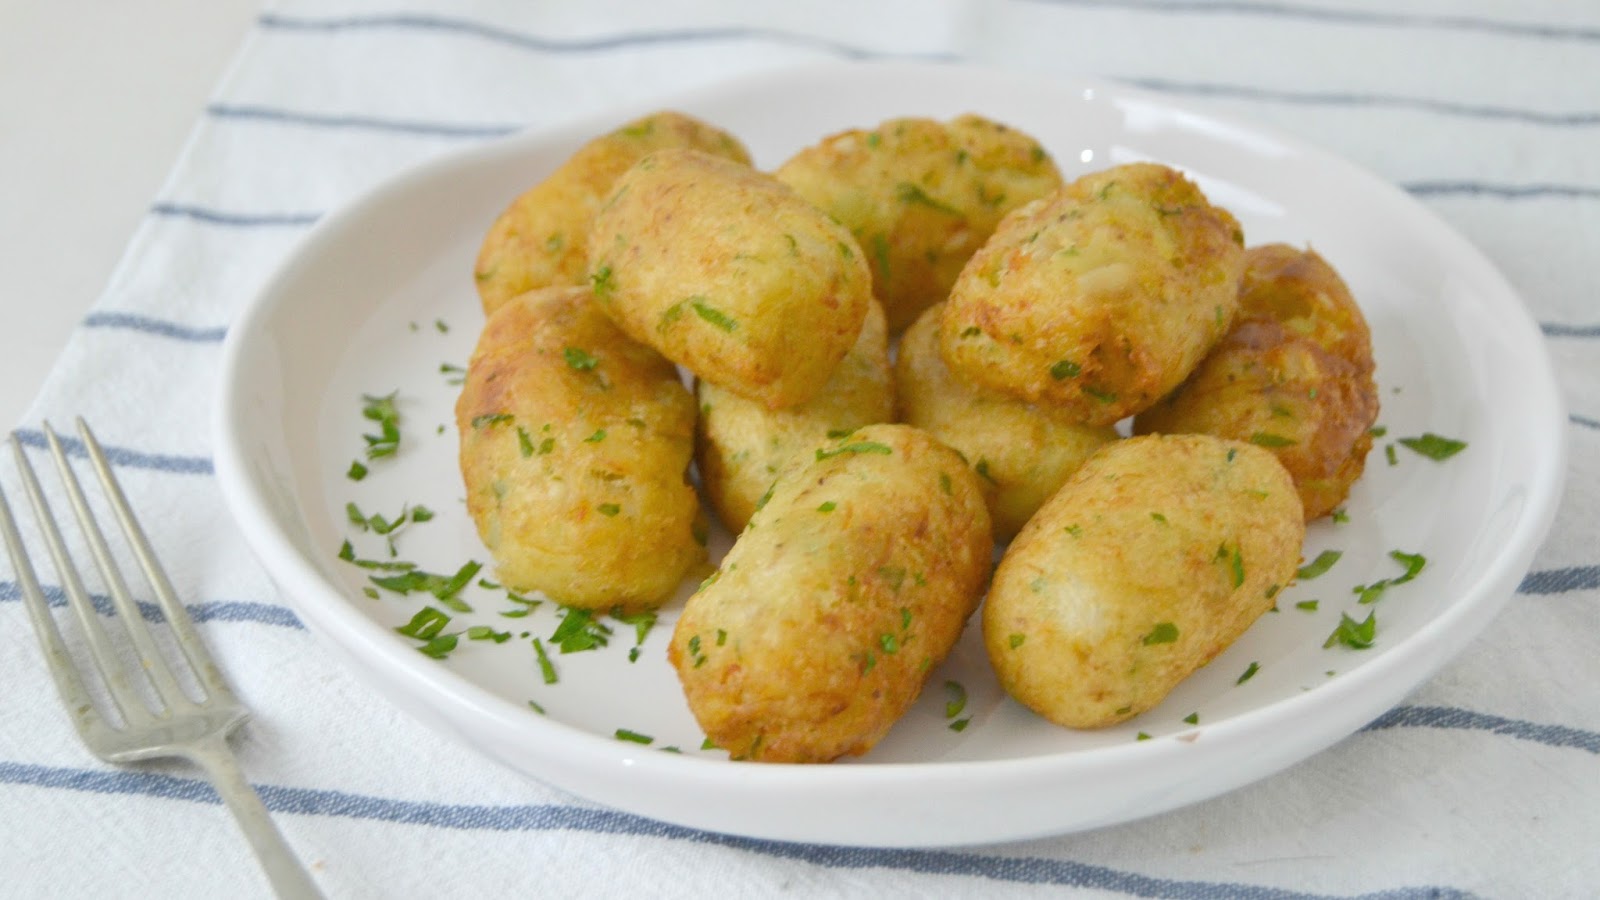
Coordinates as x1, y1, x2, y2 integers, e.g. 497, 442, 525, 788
1, 1, 1595, 897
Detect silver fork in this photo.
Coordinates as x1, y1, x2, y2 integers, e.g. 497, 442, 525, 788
0, 419, 322, 899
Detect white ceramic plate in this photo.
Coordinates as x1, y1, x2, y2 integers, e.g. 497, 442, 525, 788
214, 62, 1565, 847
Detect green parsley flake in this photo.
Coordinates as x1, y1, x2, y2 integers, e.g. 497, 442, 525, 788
1050, 359, 1082, 380
1296, 550, 1343, 581
944, 680, 967, 719
615, 728, 654, 745
395, 606, 451, 640
517, 427, 535, 458
597, 503, 621, 517
467, 625, 511, 643
369, 560, 481, 612
1237, 661, 1260, 684
1324, 610, 1377, 649
471, 413, 513, 429
815, 441, 893, 460
1183, 712, 1200, 725
1249, 432, 1297, 448
1008, 633, 1026, 649
1296, 599, 1320, 612
532, 638, 558, 684
417, 634, 458, 659
1398, 433, 1467, 461
1142, 622, 1180, 645
689, 297, 738, 332
589, 265, 616, 297
949, 718, 972, 733
1385, 444, 1399, 466
563, 347, 600, 371
585, 429, 607, 443
818, 501, 837, 512
551, 607, 613, 653
896, 182, 962, 215
361, 392, 402, 459
347, 460, 369, 481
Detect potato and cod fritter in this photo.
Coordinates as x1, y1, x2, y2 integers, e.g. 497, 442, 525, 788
775, 114, 1063, 332
940, 162, 1245, 426
670, 424, 993, 763
474, 111, 751, 316
587, 148, 873, 410
455, 286, 706, 610
1134, 244, 1379, 519
696, 299, 894, 534
984, 434, 1305, 729
896, 301, 1117, 540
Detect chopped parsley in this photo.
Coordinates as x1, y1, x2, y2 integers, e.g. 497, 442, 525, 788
816, 441, 893, 460
1050, 360, 1081, 380
471, 413, 513, 429
1237, 661, 1260, 684
347, 460, 369, 481
360, 392, 402, 460
1249, 432, 1297, 448
817, 501, 837, 512
1142, 622, 1180, 645
1324, 610, 1377, 649
944, 680, 968, 719
532, 637, 558, 684
584, 429, 607, 443
368, 560, 482, 612
597, 503, 621, 517
1008, 633, 1026, 649
589, 265, 616, 297
550, 607, 613, 653
1183, 712, 1200, 725
1296, 550, 1343, 581
563, 347, 600, 371
1295, 599, 1320, 612
690, 297, 738, 332
615, 728, 654, 745
1398, 433, 1467, 461
895, 182, 962, 215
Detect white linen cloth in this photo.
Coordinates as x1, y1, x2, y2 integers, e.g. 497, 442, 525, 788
2, 1, 1595, 896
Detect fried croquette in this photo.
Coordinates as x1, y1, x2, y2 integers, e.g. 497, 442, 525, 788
774, 114, 1063, 332
896, 302, 1118, 540
940, 162, 1245, 425
984, 434, 1304, 729
473, 111, 751, 316
1134, 244, 1378, 519
587, 149, 873, 410
455, 286, 705, 609
670, 424, 993, 763
696, 299, 894, 534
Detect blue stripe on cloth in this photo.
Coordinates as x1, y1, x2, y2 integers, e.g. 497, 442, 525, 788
1542, 322, 1600, 337
1122, 77, 1600, 127
0, 759, 1469, 898
1519, 564, 1600, 594
81, 312, 227, 343
1403, 181, 1600, 200
207, 103, 521, 140
10, 429, 213, 476
1519, 566, 1600, 595
257, 12, 960, 62
1573, 414, 1600, 431
150, 203, 321, 228
1363, 706, 1600, 755
1024, 0, 1600, 43
0, 580, 303, 629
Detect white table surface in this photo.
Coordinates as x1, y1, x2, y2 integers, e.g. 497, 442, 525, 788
0, 0, 259, 430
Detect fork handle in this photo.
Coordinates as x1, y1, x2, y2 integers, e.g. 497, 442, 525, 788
186, 733, 324, 899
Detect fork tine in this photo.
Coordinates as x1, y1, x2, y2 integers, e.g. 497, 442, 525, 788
41, 422, 195, 712
0, 463, 104, 742
73, 418, 239, 706
7, 432, 148, 726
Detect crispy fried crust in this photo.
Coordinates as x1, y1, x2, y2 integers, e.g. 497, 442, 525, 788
670, 424, 993, 762
984, 434, 1304, 728
775, 114, 1063, 331
455, 286, 705, 609
1133, 244, 1379, 519
696, 300, 894, 534
587, 149, 872, 410
896, 302, 1118, 540
474, 111, 751, 316
940, 162, 1245, 425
